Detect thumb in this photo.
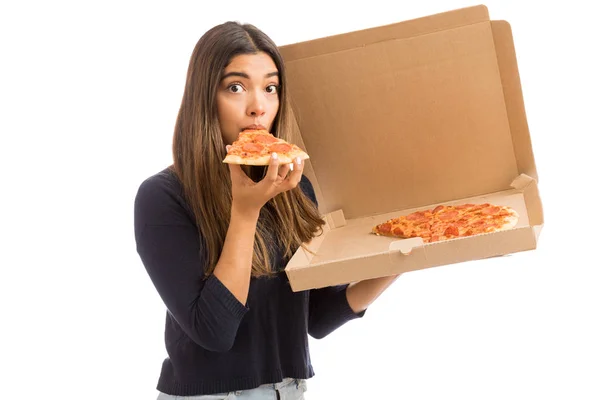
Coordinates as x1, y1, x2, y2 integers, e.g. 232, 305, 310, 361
225, 145, 242, 182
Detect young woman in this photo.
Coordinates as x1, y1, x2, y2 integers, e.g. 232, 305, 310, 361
134, 21, 400, 400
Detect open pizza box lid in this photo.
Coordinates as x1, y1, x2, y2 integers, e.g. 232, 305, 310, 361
279, 4, 544, 292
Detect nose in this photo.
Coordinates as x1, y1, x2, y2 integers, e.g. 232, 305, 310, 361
246, 90, 266, 117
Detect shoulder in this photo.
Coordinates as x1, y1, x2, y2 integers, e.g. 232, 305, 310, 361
135, 167, 181, 205
134, 166, 193, 229
136, 166, 180, 195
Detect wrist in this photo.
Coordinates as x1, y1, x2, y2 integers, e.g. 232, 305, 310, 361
231, 204, 260, 223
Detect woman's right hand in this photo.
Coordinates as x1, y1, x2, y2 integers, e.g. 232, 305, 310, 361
227, 147, 305, 217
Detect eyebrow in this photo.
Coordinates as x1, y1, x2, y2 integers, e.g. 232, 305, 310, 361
221, 71, 279, 80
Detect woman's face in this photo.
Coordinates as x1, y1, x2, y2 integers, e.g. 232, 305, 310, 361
217, 52, 280, 145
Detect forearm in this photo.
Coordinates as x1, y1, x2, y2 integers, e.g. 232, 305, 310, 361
345, 274, 401, 313
213, 206, 259, 305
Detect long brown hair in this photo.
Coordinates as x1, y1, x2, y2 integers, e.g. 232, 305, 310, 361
171, 21, 324, 278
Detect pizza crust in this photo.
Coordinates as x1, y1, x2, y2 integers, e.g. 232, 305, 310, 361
223, 150, 309, 165
498, 208, 519, 230
223, 154, 272, 165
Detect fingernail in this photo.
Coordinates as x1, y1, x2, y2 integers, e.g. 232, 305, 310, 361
296, 157, 301, 165
272, 152, 278, 160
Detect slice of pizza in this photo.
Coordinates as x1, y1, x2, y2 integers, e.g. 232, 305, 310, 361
372, 202, 519, 244
372, 210, 433, 243
223, 129, 310, 165
429, 203, 520, 242
470, 204, 519, 233
429, 204, 474, 242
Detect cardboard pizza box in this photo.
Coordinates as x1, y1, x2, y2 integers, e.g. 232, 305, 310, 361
279, 4, 544, 292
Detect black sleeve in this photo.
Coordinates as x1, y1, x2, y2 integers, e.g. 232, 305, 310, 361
134, 176, 248, 352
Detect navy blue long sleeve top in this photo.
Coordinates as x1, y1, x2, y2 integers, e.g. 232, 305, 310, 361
134, 167, 364, 396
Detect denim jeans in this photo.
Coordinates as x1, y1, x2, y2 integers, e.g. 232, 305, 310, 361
157, 378, 307, 400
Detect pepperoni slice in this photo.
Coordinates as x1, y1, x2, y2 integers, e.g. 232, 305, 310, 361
254, 134, 279, 144
444, 225, 459, 236
438, 210, 459, 221
242, 142, 264, 153
392, 227, 405, 236
432, 205, 444, 214
406, 211, 428, 221
482, 206, 501, 215
377, 222, 392, 234
270, 143, 292, 153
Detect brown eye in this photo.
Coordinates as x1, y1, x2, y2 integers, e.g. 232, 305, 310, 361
266, 84, 279, 94
228, 84, 244, 93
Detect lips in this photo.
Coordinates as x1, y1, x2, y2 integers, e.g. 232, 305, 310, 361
243, 124, 266, 131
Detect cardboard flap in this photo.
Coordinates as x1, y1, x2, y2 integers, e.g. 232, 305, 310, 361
508, 173, 543, 226
389, 237, 424, 255
325, 209, 347, 229
510, 173, 534, 190
279, 5, 490, 62
523, 179, 544, 226
282, 6, 522, 220
533, 225, 543, 241
491, 20, 539, 182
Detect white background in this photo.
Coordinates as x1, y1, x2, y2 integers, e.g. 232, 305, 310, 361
1, 1, 599, 399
